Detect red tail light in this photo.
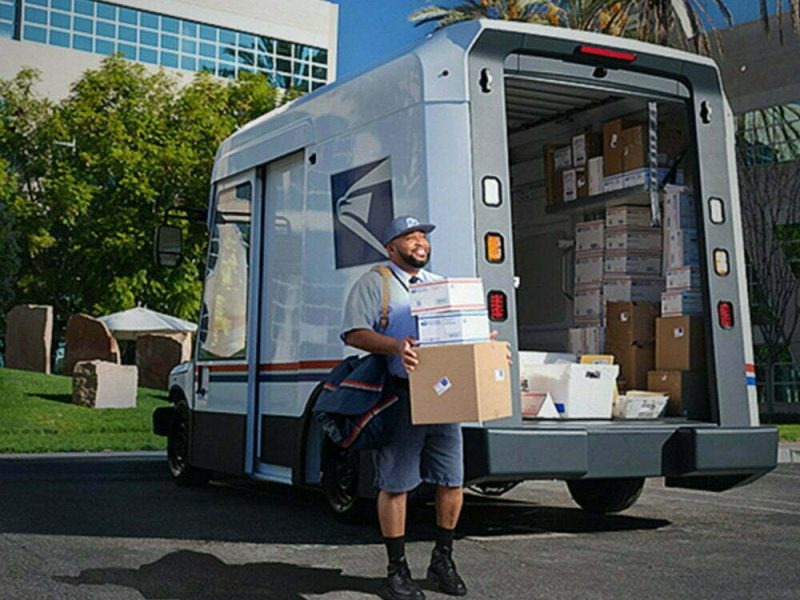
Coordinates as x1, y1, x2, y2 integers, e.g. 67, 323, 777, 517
488, 290, 508, 322
718, 301, 735, 329
576, 45, 637, 63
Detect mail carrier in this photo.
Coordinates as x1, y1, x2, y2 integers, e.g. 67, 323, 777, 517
153, 20, 778, 518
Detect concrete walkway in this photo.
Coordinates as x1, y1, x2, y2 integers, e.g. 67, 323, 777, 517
778, 442, 800, 464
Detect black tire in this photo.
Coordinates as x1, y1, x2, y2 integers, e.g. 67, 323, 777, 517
167, 401, 211, 487
321, 440, 373, 524
566, 477, 645, 514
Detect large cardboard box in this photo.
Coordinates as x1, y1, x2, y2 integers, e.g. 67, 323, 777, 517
605, 342, 654, 391
603, 119, 624, 176
655, 316, 706, 371
418, 310, 490, 346
410, 278, 485, 315
572, 130, 602, 168
605, 301, 659, 347
622, 125, 647, 171
647, 370, 708, 418
410, 342, 512, 424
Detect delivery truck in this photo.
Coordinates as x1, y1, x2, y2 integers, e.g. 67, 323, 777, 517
153, 20, 778, 520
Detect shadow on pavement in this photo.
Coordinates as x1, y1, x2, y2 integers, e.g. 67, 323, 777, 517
55, 549, 387, 600
0, 456, 670, 545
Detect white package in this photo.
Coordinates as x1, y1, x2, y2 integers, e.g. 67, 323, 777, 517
410, 278, 485, 315
605, 206, 651, 228
603, 174, 624, 192
574, 285, 604, 320
563, 169, 577, 202
664, 185, 696, 230
661, 291, 704, 316
667, 229, 701, 268
604, 251, 662, 276
575, 253, 604, 285
575, 220, 604, 252
603, 276, 664, 303
568, 326, 606, 355
606, 227, 662, 252
615, 392, 668, 419
666, 266, 702, 291
588, 156, 604, 196
622, 167, 684, 190
519, 363, 619, 418
417, 310, 490, 346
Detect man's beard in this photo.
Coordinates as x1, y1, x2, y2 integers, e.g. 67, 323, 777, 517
398, 247, 430, 269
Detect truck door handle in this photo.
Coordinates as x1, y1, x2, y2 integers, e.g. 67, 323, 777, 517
560, 239, 575, 301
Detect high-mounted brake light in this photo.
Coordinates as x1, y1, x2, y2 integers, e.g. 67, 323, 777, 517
576, 45, 637, 63
488, 290, 508, 322
718, 301, 735, 329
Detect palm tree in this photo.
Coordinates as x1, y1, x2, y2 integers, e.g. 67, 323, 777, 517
409, 0, 553, 29
545, 1, 630, 35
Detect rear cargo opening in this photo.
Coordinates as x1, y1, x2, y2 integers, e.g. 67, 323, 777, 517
504, 53, 713, 424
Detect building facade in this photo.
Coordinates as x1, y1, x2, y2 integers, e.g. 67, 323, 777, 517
0, 0, 338, 98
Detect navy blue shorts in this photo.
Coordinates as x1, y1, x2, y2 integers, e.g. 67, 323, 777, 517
374, 380, 464, 493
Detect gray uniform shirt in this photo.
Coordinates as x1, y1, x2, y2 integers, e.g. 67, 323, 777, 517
341, 262, 441, 378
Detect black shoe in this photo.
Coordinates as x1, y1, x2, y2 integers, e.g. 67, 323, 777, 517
427, 547, 467, 596
387, 558, 425, 600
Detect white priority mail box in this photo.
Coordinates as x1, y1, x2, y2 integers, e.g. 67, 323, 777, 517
588, 156, 604, 196
519, 363, 619, 418
574, 285, 604, 320
418, 310, 490, 346
664, 185, 696, 230
603, 174, 624, 192
603, 276, 665, 303
568, 327, 606, 355
519, 350, 579, 371
667, 229, 701, 268
575, 253, 604, 285
604, 251, 662, 276
666, 266, 701, 291
661, 291, 704, 316
410, 278, 485, 315
563, 168, 577, 201
575, 220, 604, 252
605, 206, 651, 228
614, 391, 669, 419
606, 227, 662, 251
622, 167, 684, 190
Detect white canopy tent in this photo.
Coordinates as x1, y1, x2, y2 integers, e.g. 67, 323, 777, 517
98, 307, 197, 341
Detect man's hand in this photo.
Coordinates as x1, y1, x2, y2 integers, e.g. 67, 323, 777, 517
490, 330, 513, 366
397, 336, 420, 372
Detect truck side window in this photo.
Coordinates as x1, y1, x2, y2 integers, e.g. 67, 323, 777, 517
198, 181, 252, 360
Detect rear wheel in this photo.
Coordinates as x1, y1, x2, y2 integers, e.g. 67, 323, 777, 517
566, 477, 645, 514
167, 401, 211, 487
321, 440, 373, 524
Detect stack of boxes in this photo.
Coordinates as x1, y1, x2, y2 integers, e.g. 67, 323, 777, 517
604, 301, 659, 391
410, 279, 489, 346
662, 185, 702, 316
544, 130, 603, 205
571, 220, 606, 353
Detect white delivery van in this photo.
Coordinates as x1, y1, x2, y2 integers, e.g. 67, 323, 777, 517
153, 20, 778, 519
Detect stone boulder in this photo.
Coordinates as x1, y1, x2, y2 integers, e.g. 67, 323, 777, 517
5, 304, 53, 373
63, 314, 120, 375
136, 332, 192, 390
72, 360, 138, 409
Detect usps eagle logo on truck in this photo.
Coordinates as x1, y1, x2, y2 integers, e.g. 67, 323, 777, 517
331, 157, 394, 269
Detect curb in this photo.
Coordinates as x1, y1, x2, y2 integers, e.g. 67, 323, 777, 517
778, 444, 800, 465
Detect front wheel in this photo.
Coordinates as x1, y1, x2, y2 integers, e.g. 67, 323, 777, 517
566, 477, 645, 514
321, 440, 373, 524
167, 401, 211, 487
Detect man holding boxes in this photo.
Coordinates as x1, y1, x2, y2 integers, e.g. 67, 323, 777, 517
341, 216, 468, 600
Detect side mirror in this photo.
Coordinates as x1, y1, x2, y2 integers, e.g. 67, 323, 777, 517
155, 224, 182, 267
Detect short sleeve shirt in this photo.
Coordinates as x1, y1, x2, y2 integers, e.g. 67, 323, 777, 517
341, 263, 442, 378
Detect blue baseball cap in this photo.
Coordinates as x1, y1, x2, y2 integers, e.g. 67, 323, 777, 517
381, 215, 436, 246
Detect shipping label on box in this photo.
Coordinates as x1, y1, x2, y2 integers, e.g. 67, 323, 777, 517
409, 342, 512, 424
603, 174, 624, 192
553, 144, 572, 171
572, 131, 602, 168
666, 266, 702, 291
667, 229, 701, 268
568, 326, 606, 355
418, 310, 490, 346
576, 167, 589, 198
563, 168, 577, 202
588, 156, 604, 196
575, 253, 604, 285
604, 251, 662, 276
655, 316, 706, 371
661, 291, 703, 317
606, 227, 662, 251
603, 119, 624, 176
575, 220, 604, 252
664, 185, 696, 230
606, 206, 651, 228
410, 278, 485, 315
622, 167, 684, 190
574, 285, 604, 320
604, 276, 664, 303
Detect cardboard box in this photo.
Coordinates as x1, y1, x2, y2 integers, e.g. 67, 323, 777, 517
606, 206, 651, 228
664, 185, 696, 230
647, 370, 708, 418
603, 174, 625, 192
574, 285, 604, 321
410, 342, 512, 424
603, 119, 624, 176
543, 144, 561, 205
554, 144, 573, 171
575, 167, 589, 199
417, 310, 490, 346
604, 250, 662, 276
666, 267, 702, 291
410, 278, 485, 315
622, 125, 647, 171
605, 301, 659, 347
519, 362, 619, 418
661, 290, 704, 317
563, 168, 577, 202
606, 227, 662, 252
605, 342, 654, 390
575, 220, 604, 252
655, 316, 706, 371
572, 131, 602, 167
568, 326, 606, 355
588, 156, 604, 196
667, 228, 701, 268
575, 252, 604, 285
604, 276, 664, 303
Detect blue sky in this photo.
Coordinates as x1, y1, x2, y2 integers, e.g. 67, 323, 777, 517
331, 0, 771, 78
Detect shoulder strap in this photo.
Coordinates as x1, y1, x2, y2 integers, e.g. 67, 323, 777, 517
371, 265, 392, 332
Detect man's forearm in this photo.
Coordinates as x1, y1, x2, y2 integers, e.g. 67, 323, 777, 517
344, 329, 402, 356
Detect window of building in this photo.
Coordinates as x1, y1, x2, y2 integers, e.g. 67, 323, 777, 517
738, 102, 800, 165
0, 0, 15, 39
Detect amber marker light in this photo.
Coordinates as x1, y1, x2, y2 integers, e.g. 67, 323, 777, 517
485, 232, 505, 263
714, 249, 730, 276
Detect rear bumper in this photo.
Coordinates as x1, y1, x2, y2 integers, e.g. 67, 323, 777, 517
463, 422, 778, 491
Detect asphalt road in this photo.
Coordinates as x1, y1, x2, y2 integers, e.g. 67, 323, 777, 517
0, 454, 798, 600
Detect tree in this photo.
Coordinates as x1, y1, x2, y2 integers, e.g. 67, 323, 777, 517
0, 57, 287, 331
0, 160, 21, 313
545, 1, 630, 35
410, 0, 552, 29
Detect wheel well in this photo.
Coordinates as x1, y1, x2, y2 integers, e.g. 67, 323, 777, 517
169, 386, 187, 405
298, 382, 326, 487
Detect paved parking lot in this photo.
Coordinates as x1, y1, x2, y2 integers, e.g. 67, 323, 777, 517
1, 454, 798, 599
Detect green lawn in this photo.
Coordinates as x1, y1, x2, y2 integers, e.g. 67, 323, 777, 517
0, 367, 169, 453
778, 424, 800, 443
